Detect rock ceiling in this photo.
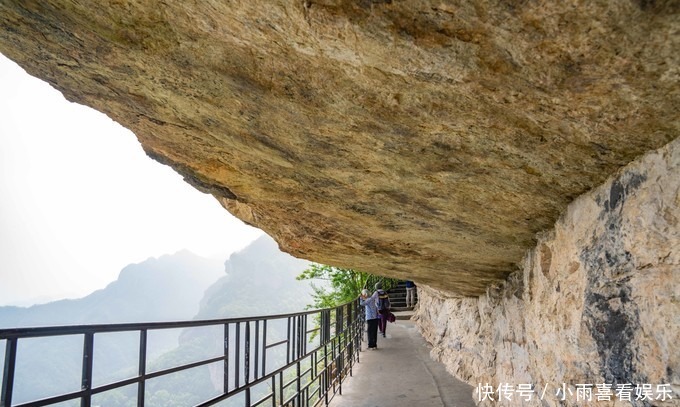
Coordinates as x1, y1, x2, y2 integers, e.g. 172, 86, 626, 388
1, 1, 678, 296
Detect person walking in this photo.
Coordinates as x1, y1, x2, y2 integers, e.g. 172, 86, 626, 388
375, 282, 390, 338
405, 280, 417, 308
359, 288, 380, 350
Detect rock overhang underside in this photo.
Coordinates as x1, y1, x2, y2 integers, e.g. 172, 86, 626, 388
1, 1, 678, 297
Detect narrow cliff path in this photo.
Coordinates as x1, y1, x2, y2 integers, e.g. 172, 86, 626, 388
329, 320, 476, 407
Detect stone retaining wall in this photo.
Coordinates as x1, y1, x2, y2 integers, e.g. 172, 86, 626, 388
415, 138, 679, 406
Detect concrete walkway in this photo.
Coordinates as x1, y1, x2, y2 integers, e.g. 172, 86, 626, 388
329, 320, 476, 407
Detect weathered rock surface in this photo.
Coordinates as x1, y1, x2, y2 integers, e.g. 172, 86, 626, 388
0, 1, 678, 295
415, 138, 680, 405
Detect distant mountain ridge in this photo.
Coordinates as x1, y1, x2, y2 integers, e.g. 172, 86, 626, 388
0, 249, 224, 328
0, 236, 317, 328
196, 234, 313, 318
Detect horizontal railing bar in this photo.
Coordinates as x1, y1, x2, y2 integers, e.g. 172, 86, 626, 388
308, 378, 321, 389
283, 376, 297, 390
325, 390, 340, 407
283, 394, 297, 406
145, 355, 226, 380
91, 376, 140, 394
252, 393, 273, 407
13, 389, 85, 407
264, 339, 287, 349
0, 302, 351, 340
194, 385, 246, 407
298, 379, 316, 393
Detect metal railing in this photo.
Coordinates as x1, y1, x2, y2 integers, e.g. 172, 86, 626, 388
1, 300, 364, 407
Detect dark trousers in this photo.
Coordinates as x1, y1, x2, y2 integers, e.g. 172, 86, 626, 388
378, 311, 388, 335
366, 318, 379, 348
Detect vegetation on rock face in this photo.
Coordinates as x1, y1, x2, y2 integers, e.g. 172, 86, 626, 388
297, 263, 399, 309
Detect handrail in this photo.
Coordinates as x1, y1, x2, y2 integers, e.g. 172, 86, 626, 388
1, 300, 364, 407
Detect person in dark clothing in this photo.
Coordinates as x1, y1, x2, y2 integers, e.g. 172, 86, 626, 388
375, 282, 390, 337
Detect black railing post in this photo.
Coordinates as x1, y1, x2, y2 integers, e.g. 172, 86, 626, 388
245, 322, 250, 385
296, 360, 301, 407
245, 322, 251, 407
261, 320, 267, 377
332, 337, 337, 390
296, 315, 303, 406
254, 320, 259, 380
138, 329, 147, 407
224, 323, 229, 395
311, 350, 318, 401
1, 338, 17, 407
354, 299, 362, 364
286, 317, 292, 364
81, 332, 94, 407
319, 311, 326, 345
335, 306, 343, 336
346, 305, 353, 379
270, 375, 276, 407
298, 315, 303, 359
323, 342, 329, 406
235, 323, 241, 389
302, 314, 307, 356
320, 310, 330, 345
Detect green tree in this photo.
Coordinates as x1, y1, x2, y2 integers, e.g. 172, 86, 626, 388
297, 264, 399, 309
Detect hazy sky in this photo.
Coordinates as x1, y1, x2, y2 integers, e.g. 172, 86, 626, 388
0, 53, 264, 306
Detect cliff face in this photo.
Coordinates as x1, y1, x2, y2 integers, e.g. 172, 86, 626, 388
415, 138, 679, 405
1, 1, 678, 296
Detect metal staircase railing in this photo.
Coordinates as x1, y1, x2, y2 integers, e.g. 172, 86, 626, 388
1, 300, 364, 407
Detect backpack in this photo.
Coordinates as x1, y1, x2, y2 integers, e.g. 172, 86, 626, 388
377, 290, 390, 311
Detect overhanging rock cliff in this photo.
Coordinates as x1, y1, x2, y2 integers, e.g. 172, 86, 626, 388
1, 1, 678, 296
